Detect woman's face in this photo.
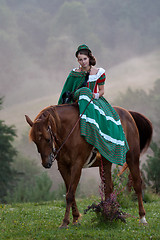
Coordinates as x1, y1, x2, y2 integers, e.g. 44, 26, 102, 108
77, 53, 90, 69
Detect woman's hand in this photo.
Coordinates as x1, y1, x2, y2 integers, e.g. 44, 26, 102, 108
93, 85, 104, 99
93, 93, 99, 99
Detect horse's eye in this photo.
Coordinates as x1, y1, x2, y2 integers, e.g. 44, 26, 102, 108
46, 138, 51, 143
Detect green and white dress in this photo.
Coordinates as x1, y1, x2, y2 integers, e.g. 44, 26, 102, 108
58, 68, 129, 165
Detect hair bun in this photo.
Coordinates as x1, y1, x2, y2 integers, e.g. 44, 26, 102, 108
89, 53, 96, 66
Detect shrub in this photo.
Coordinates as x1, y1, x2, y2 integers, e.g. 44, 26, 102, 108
112, 166, 134, 208
143, 142, 160, 193
84, 165, 133, 222
6, 172, 55, 203
84, 192, 126, 223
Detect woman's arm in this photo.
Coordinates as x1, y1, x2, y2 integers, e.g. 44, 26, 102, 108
93, 85, 104, 99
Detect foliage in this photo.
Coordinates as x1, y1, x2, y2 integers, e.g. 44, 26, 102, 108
84, 166, 134, 223
53, 183, 66, 200
114, 88, 149, 113
0, 97, 3, 110
114, 79, 160, 141
5, 153, 71, 203
5, 154, 55, 203
6, 172, 55, 203
0, 98, 18, 202
142, 189, 160, 203
112, 166, 134, 208
53, 1, 90, 41
84, 192, 126, 223
113, 79, 160, 195
0, 197, 160, 239
142, 142, 160, 193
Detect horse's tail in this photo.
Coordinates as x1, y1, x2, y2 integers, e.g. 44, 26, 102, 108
129, 111, 153, 154
118, 111, 153, 177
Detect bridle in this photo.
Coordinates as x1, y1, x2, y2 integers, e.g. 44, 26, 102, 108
48, 97, 93, 163
48, 125, 57, 153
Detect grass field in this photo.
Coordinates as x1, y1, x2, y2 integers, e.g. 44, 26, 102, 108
0, 196, 160, 240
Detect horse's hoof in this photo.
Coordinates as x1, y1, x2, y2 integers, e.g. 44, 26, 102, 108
72, 213, 82, 226
59, 224, 69, 229
72, 220, 81, 226
73, 213, 82, 225
139, 216, 148, 225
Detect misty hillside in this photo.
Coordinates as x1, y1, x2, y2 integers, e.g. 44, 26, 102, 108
107, 50, 160, 101
0, 0, 160, 107
1, 50, 160, 138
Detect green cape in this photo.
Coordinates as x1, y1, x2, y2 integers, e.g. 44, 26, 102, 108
58, 70, 87, 104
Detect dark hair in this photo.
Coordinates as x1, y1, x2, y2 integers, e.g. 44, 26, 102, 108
76, 49, 96, 66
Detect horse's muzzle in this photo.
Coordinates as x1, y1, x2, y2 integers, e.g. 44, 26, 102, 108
44, 162, 52, 169
42, 153, 54, 169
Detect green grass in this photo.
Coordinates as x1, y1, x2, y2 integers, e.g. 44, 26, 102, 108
0, 196, 160, 240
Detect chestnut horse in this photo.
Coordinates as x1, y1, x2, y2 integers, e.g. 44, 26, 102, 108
25, 103, 152, 228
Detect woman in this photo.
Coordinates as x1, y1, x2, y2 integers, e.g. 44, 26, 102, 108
58, 44, 105, 104
58, 44, 129, 165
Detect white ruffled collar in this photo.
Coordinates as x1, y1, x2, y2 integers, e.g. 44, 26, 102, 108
72, 67, 105, 82
88, 68, 105, 82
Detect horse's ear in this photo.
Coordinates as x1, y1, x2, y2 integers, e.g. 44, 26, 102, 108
25, 115, 33, 127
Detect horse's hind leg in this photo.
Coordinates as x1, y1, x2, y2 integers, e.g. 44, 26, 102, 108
126, 152, 147, 224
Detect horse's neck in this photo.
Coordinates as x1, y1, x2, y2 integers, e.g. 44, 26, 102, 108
56, 105, 79, 122
55, 104, 79, 135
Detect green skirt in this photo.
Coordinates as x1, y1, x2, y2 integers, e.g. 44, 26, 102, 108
74, 87, 129, 166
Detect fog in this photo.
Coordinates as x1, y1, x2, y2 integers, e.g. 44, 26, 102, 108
1, 0, 160, 107
0, 0, 160, 193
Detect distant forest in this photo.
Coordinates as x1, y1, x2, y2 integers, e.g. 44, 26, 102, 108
0, 0, 160, 104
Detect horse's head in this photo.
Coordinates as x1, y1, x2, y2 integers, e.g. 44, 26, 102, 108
25, 114, 57, 169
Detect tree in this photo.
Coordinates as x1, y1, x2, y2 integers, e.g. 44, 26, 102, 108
143, 142, 160, 193
0, 97, 17, 201
113, 79, 160, 141
52, 1, 90, 42
149, 79, 160, 138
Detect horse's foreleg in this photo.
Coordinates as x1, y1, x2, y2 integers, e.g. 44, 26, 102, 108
72, 200, 81, 225
58, 166, 71, 228
66, 165, 82, 226
99, 158, 113, 200
58, 164, 82, 228
127, 154, 147, 224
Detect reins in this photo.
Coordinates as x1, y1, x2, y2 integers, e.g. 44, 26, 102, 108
51, 97, 93, 162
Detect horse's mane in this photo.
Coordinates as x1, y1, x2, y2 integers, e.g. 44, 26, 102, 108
34, 103, 78, 121
29, 105, 61, 141
34, 106, 54, 121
